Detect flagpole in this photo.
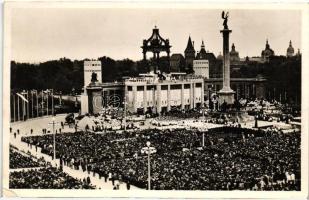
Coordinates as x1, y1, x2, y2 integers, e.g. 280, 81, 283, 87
52, 89, 54, 116
13, 93, 16, 122
31, 91, 34, 118
42, 90, 44, 116
21, 91, 26, 121
23, 97, 25, 121
27, 91, 29, 120
17, 94, 20, 121
36, 90, 39, 117
47, 90, 49, 116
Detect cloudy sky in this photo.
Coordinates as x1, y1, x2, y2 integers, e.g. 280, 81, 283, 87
11, 7, 301, 63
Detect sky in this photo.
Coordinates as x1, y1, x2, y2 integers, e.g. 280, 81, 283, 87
11, 7, 301, 63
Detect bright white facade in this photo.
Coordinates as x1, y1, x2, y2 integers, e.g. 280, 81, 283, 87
193, 60, 209, 78
84, 60, 102, 87
81, 60, 102, 115
125, 73, 204, 113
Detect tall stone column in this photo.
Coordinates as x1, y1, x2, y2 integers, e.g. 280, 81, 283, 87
201, 82, 205, 107
222, 29, 232, 91
133, 86, 137, 113
190, 82, 194, 109
157, 85, 162, 114
143, 86, 147, 113
218, 27, 235, 105
167, 85, 171, 111
181, 84, 184, 110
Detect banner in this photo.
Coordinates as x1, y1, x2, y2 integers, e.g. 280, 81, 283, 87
16, 93, 29, 103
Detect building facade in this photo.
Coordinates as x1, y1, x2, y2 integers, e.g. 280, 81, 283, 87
84, 60, 102, 87
193, 60, 209, 78
125, 73, 204, 114
204, 75, 266, 101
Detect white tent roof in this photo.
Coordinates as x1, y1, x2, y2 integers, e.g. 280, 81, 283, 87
77, 116, 96, 131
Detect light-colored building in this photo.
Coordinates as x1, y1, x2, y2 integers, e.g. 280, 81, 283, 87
81, 60, 102, 114
125, 73, 204, 114
193, 59, 209, 78
84, 60, 102, 87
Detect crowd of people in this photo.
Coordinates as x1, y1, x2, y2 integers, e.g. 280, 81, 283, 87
10, 146, 43, 169
9, 145, 95, 189
21, 126, 300, 190
163, 109, 203, 119
10, 167, 96, 189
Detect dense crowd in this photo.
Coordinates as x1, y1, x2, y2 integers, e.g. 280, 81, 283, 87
22, 127, 300, 190
10, 146, 43, 169
163, 109, 202, 119
9, 145, 95, 189
10, 167, 96, 189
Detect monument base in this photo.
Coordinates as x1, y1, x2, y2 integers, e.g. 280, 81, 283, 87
86, 83, 103, 115
218, 89, 235, 105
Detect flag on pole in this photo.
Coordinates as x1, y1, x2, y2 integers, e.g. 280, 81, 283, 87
16, 93, 29, 103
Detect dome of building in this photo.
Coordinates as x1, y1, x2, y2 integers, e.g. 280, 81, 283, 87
230, 43, 240, 62
217, 52, 223, 60
286, 40, 295, 57
261, 39, 274, 62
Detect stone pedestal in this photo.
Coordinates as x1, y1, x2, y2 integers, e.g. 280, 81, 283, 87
218, 28, 235, 105
217, 90, 235, 105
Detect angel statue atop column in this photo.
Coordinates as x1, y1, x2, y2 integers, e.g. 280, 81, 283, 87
222, 11, 229, 29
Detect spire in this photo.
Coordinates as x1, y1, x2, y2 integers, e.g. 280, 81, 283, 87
232, 43, 235, 51
201, 40, 205, 49
289, 40, 292, 47
185, 36, 195, 52
266, 39, 270, 49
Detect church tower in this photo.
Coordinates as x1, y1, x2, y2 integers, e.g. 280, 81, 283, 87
184, 36, 196, 72
261, 39, 274, 63
230, 43, 240, 62
286, 40, 295, 57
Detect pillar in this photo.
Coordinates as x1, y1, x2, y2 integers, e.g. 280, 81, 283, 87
133, 86, 137, 113
181, 84, 184, 110
143, 86, 147, 113
218, 27, 235, 105
201, 82, 205, 107
221, 29, 232, 91
157, 85, 162, 114
190, 82, 194, 109
167, 84, 171, 111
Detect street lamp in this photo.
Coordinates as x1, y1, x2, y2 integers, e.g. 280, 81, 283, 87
123, 95, 127, 131
52, 117, 56, 160
141, 141, 156, 190
49, 117, 58, 160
